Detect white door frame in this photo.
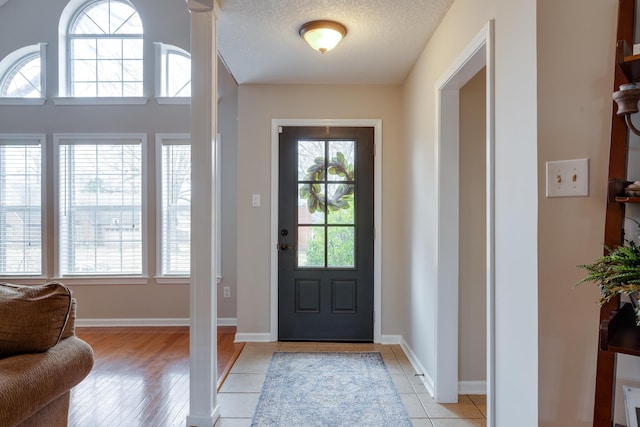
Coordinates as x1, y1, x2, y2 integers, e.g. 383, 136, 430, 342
434, 20, 495, 426
270, 119, 383, 342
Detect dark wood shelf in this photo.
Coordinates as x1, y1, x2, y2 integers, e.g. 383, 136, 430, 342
617, 40, 640, 82
614, 196, 640, 203
601, 303, 640, 356
608, 178, 640, 203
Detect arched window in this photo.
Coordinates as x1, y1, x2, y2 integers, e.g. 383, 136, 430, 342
155, 43, 191, 99
0, 44, 45, 99
67, 0, 143, 97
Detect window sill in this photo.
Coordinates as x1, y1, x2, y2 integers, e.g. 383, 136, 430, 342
0, 276, 47, 285
51, 276, 150, 285
156, 97, 190, 105
0, 98, 46, 106
0, 276, 150, 285
52, 97, 149, 106
155, 276, 190, 285
154, 276, 223, 285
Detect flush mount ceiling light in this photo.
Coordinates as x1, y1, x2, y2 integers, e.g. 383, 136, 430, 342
299, 20, 347, 54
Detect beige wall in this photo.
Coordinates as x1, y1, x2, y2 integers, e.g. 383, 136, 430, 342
402, 0, 629, 423
403, 0, 538, 423
217, 61, 239, 320
0, 0, 239, 322
537, 0, 618, 425
235, 84, 404, 335
458, 68, 487, 383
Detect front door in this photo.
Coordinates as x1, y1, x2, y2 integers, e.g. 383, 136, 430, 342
278, 126, 374, 341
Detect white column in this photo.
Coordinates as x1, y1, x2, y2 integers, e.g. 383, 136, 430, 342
185, 1, 219, 426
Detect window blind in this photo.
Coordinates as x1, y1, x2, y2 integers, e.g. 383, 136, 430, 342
0, 138, 42, 274
160, 141, 190, 275
58, 138, 142, 275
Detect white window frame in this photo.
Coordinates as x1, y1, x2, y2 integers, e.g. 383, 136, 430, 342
154, 43, 191, 105
55, 0, 148, 106
155, 133, 191, 284
0, 44, 47, 105
0, 134, 46, 278
53, 133, 148, 285
154, 133, 222, 284
216, 133, 221, 284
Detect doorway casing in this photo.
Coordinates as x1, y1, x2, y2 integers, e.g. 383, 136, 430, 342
270, 119, 383, 343
433, 20, 495, 427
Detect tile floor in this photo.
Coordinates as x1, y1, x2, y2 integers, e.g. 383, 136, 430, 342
215, 342, 487, 427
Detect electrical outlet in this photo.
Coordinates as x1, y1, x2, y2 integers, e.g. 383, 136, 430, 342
223, 286, 231, 298
546, 158, 589, 197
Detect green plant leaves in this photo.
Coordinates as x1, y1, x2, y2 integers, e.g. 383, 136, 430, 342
575, 240, 640, 305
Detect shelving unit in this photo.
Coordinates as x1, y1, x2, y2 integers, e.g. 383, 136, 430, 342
595, 1, 640, 425
617, 39, 640, 82
600, 303, 640, 357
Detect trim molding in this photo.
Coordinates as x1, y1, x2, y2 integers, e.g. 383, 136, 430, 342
52, 97, 149, 106
0, 98, 46, 106
234, 333, 274, 343
77, 318, 189, 327
401, 337, 435, 397
433, 20, 495, 416
459, 381, 487, 395
270, 118, 383, 342
379, 334, 402, 345
76, 318, 238, 327
217, 318, 237, 326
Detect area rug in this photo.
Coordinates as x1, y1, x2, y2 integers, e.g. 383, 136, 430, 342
251, 352, 412, 427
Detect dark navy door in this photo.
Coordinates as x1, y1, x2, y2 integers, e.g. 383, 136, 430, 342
278, 126, 374, 341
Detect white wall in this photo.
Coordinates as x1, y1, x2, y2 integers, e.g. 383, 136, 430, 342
235, 84, 405, 336
403, 0, 538, 424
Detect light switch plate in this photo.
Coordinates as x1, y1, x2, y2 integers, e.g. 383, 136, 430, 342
252, 194, 261, 207
546, 158, 589, 197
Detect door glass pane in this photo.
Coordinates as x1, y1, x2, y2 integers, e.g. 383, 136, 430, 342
327, 226, 354, 268
327, 183, 354, 224
296, 137, 358, 269
328, 140, 354, 182
298, 140, 325, 181
298, 226, 324, 267
298, 183, 324, 224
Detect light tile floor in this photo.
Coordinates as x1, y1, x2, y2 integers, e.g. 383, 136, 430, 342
215, 342, 486, 427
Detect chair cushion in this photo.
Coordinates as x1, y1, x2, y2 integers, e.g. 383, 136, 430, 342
0, 282, 72, 358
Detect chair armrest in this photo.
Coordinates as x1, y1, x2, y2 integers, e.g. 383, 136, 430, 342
0, 336, 94, 427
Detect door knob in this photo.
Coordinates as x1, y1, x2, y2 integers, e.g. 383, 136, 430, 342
279, 243, 289, 251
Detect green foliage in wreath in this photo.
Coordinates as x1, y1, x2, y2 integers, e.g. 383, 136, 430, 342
299, 152, 354, 214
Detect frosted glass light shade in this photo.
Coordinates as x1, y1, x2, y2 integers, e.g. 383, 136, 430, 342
299, 20, 347, 54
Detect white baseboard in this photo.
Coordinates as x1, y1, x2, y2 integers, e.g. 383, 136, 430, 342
217, 318, 238, 326
234, 332, 274, 343
400, 337, 435, 398
77, 318, 189, 327
186, 406, 220, 427
379, 334, 403, 344
76, 318, 237, 327
459, 380, 487, 395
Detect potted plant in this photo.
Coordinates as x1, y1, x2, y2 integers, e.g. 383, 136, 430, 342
575, 240, 640, 324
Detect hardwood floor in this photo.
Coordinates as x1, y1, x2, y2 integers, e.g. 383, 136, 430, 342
69, 326, 244, 427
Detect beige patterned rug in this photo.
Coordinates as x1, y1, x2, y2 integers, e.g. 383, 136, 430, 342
251, 352, 411, 427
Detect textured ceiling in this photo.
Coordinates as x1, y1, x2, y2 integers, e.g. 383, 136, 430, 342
217, 0, 454, 85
